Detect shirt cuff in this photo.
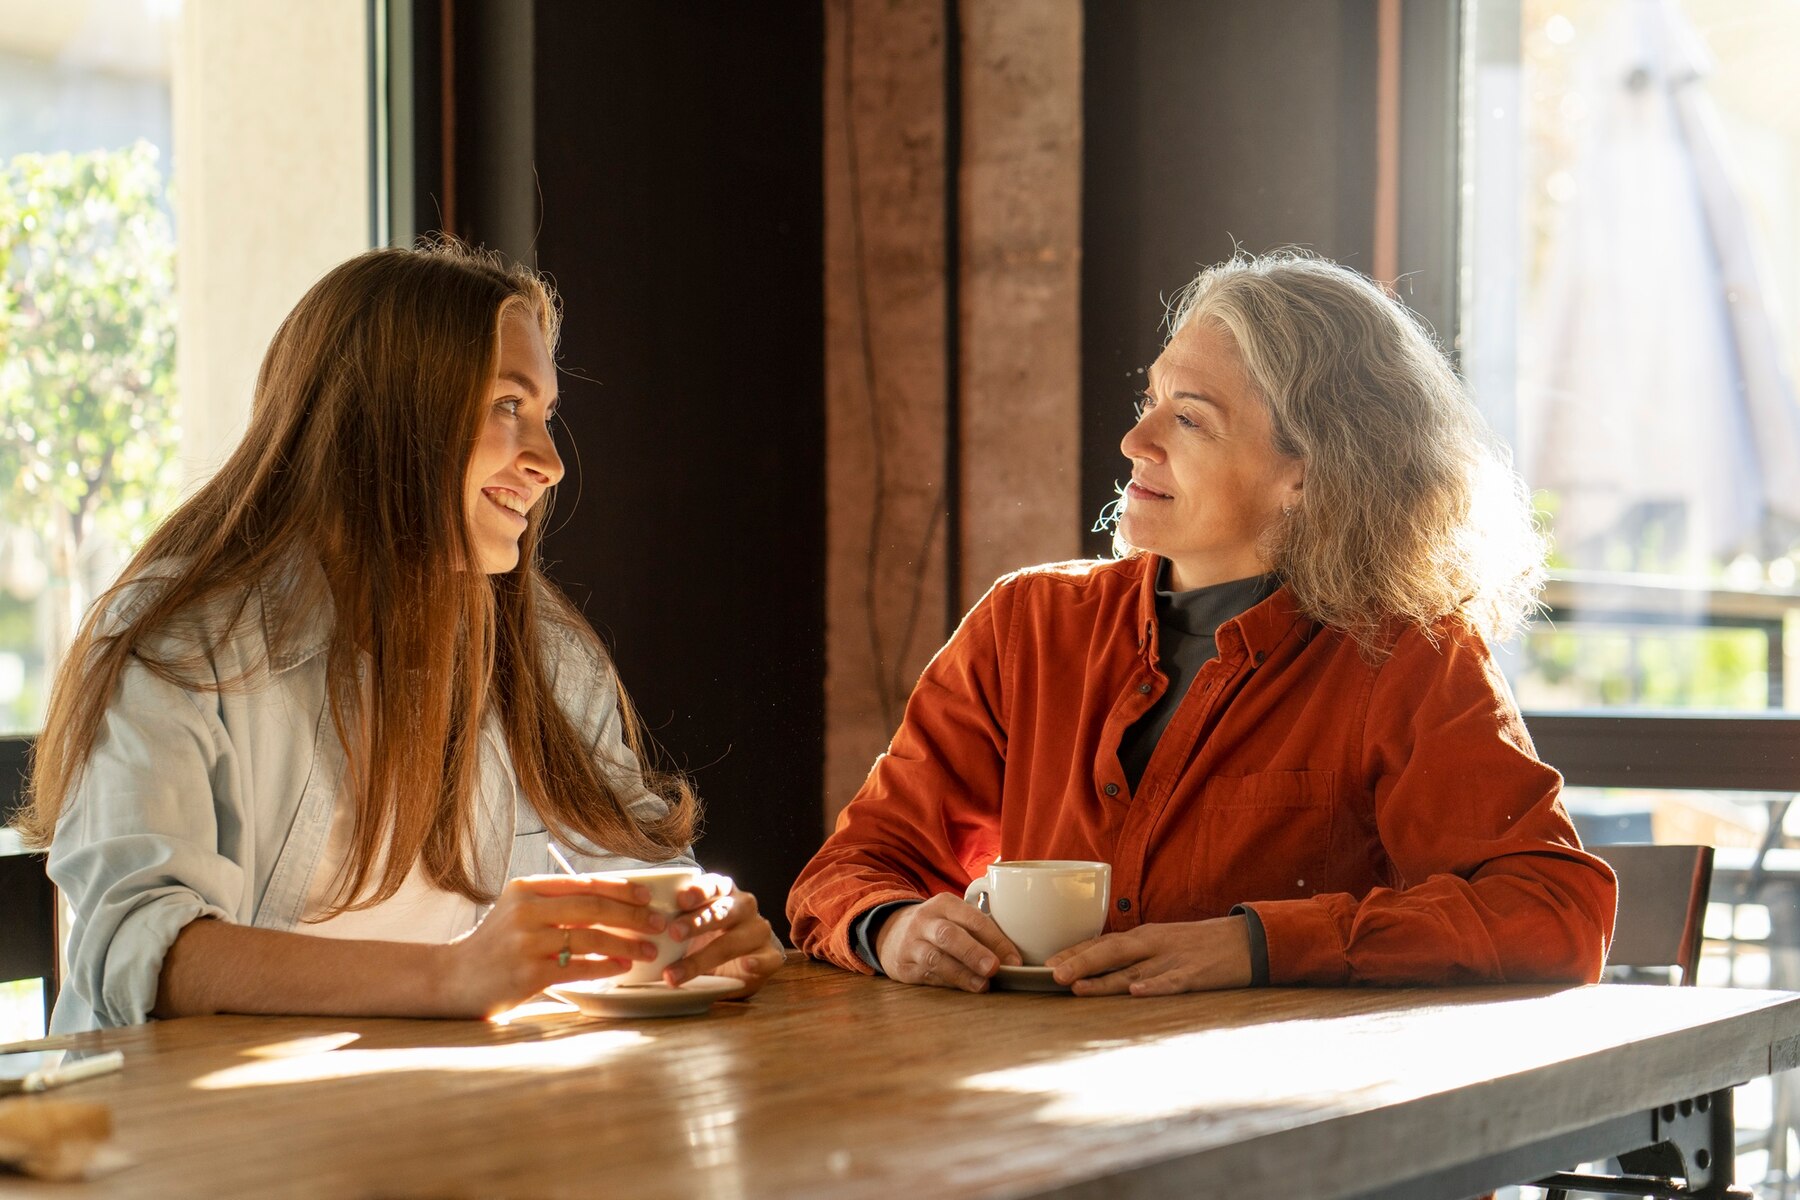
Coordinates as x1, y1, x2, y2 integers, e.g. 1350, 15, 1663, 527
851, 900, 919, 972
1230, 903, 1270, 986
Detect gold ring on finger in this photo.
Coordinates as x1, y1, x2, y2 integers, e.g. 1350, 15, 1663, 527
558, 930, 572, 968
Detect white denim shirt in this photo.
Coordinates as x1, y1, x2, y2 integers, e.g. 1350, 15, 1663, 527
48, 572, 695, 1032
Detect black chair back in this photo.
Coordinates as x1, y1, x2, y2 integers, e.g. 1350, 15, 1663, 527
1592, 843, 1714, 984
0, 847, 57, 1034
0, 735, 54, 1034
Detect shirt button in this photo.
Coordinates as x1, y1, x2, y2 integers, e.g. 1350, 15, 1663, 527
1254, 651, 1267, 665
1117, 897, 1132, 912
1102, 782, 1120, 797
1137, 682, 1152, 694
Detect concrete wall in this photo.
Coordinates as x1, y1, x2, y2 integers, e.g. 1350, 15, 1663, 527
823, 0, 953, 821
823, 0, 1084, 825
172, 0, 370, 483
958, 1, 1084, 609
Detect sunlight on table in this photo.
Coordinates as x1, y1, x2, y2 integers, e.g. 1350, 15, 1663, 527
490, 998, 580, 1025
241, 1032, 361, 1058
190, 1027, 649, 1089
960, 991, 1728, 1128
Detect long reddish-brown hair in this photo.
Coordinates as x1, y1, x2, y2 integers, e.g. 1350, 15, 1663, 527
21, 241, 697, 910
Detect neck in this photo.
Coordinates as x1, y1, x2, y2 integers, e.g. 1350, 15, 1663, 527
1163, 554, 1270, 592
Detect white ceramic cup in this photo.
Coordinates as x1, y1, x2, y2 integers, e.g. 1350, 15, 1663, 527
962, 860, 1112, 966
588, 865, 704, 985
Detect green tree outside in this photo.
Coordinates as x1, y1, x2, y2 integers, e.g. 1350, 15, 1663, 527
0, 141, 180, 729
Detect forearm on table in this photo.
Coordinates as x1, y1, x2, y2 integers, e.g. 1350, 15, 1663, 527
1247, 868, 1609, 986
153, 917, 454, 1020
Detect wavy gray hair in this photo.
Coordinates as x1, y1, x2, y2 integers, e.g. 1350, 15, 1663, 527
1141, 250, 1545, 653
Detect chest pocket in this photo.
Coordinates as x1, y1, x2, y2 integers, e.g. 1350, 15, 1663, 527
1197, 769, 1336, 910
504, 765, 547, 880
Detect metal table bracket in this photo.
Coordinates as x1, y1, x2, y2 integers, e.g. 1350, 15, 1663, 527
1534, 1087, 1755, 1199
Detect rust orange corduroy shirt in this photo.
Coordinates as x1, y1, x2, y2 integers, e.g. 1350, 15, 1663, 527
788, 555, 1617, 985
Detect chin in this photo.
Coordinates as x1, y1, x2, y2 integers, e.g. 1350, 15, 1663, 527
480, 548, 522, 575
1116, 519, 1161, 556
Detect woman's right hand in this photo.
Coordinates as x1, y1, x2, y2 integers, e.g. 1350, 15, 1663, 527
874, 893, 1022, 991
438, 874, 668, 1017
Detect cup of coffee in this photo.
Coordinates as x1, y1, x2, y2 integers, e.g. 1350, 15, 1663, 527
963, 860, 1112, 965
588, 865, 704, 985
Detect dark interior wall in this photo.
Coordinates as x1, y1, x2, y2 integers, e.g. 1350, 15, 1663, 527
1080, 0, 1378, 555
529, 4, 825, 937
0, 736, 28, 823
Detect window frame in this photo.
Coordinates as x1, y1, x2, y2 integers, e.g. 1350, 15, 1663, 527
1415, 0, 1800, 790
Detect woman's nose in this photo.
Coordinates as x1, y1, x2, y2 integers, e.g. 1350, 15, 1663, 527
523, 426, 565, 487
1120, 412, 1162, 463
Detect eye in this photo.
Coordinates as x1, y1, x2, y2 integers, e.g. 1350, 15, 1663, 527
496, 397, 523, 417
1133, 391, 1154, 419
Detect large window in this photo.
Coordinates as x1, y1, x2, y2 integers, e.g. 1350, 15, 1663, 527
0, 0, 375, 736
0, 3, 180, 733
1464, 0, 1800, 717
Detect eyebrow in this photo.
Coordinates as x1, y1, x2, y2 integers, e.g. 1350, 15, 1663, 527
1146, 363, 1230, 413
1172, 389, 1226, 411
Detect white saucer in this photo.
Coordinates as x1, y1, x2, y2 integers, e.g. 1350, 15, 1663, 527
991, 965, 1071, 993
548, 975, 747, 1018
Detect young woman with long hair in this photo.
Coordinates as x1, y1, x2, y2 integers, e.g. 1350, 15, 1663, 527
25, 241, 782, 1031
789, 251, 1615, 994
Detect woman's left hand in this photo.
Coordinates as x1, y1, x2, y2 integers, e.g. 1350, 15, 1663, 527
1045, 916, 1253, 996
664, 874, 786, 996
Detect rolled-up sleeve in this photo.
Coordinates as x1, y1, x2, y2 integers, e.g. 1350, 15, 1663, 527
1245, 623, 1616, 986
48, 656, 244, 1028
786, 580, 1012, 972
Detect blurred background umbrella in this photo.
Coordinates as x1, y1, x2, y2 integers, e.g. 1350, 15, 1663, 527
1519, 0, 1800, 576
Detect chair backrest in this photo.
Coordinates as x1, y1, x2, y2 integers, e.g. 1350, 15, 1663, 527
1590, 843, 1714, 984
0, 846, 59, 1029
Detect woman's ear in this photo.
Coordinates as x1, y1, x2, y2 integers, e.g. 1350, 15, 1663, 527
1281, 463, 1306, 511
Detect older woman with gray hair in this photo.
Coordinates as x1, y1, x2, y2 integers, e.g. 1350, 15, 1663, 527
788, 251, 1617, 995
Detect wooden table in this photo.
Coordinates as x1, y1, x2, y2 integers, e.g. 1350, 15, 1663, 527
5, 957, 1800, 1199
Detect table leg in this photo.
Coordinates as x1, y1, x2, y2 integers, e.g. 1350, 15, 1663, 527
1533, 1089, 1753, 1199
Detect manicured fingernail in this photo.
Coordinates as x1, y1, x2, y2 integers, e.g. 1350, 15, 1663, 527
645, 913, 666, 932
977, 956, 996, 975
632, 885, 651, 902
640, 941, 660, 959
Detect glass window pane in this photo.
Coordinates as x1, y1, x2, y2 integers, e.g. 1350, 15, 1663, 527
0, 2, 372, 735
1465, 0, 1800, 715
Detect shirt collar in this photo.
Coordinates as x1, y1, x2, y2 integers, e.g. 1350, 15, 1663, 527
260, 553, 335, 673
1132, 554, 1311, 664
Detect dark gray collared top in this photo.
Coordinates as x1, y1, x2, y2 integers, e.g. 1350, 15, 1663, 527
1116, 566, 1278, 792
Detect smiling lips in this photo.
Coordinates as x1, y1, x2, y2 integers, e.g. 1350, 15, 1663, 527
482, 487, 532, 525
1126, 479, 1174, 501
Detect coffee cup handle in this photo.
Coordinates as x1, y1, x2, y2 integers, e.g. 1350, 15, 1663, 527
963, 877, 991, 915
